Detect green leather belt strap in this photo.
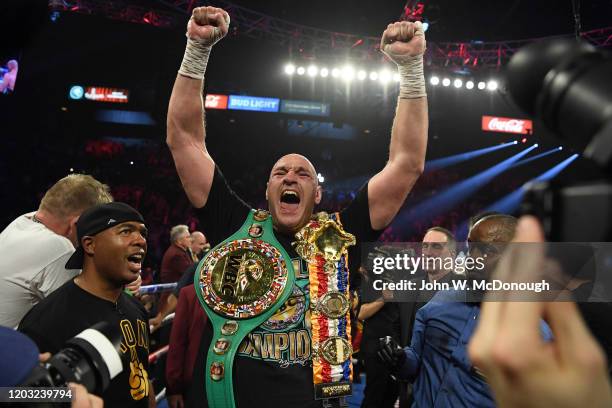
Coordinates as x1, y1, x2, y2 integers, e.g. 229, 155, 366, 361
194, 210, 295, 408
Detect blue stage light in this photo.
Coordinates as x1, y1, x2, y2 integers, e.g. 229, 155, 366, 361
400, 145, 537, 226
425, 141, 517, 172
509, 147, 562, 169
466, 154, 580, 223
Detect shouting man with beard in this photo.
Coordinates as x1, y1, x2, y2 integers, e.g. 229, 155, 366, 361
166, 6, 428, 408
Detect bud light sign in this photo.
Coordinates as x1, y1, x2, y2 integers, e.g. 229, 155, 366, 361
482, 115, 533, 135
228, 95, 280, 112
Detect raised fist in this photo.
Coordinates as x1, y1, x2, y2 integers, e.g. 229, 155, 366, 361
187, 6, 230, 47
380, 21, 426, 65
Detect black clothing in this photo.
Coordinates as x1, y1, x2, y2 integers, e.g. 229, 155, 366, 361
360, 270, 461, 408
175, 263, 198, 298
19, 280, 150, 407
191, 167, 380, 408
359, 271, 402, 408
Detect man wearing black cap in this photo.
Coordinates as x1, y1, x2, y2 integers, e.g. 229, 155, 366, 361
19, 202, 156, 408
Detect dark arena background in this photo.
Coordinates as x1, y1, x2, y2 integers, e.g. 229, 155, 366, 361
1, 0, 612, 406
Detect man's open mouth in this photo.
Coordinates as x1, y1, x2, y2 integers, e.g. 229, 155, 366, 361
280, 190, 301, 212
127, 252, 145, 271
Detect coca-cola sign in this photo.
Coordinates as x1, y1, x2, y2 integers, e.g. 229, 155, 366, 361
482, 115, 533, 135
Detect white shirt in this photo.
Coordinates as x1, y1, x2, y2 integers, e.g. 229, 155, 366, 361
0, 212, 80, 328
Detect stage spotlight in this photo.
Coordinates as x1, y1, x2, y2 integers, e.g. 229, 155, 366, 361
480, 154, 580, 216
513, 140, 519, 144
558, 146, 563, 150
342, 66, 355, 81
487, 80, 498, 91
297, 66, 306, 75
380, 70, 392, 84
130, 161, 134, 165
320, 68, 329, 77
317, 173, 325, 183
466, 80, 474, 89
307, 65, 318, 77
425, 141, 517, 172
70, 167, 74, 172
510, 147, 564, 169
357, 70, 367, 80
369, 71, 379, 81
534, 143, 539, 147
430, 76, 440, 86
442, 78, 451, 87
284, 64, 295, 75
331, 68, 341, 78
522, 138, 527, 143
453, 79, 463, 88
401, 145, 538, 227
477, 81, 486, 90
422, 21, 429, 32
393, 73, 400, 82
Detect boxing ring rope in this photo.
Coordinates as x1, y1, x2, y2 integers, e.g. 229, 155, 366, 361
140, 283, 182, 403
155, 388, 166, 403
149, 344, 169, 364
161, 312, 175, 326
138, 282, 177, 295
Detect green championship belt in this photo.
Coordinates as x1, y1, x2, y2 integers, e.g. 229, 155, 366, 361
194, 210, 295, 408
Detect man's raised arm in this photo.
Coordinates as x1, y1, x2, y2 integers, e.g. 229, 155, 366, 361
166, 7, 229, 209
368, 21, 428, 230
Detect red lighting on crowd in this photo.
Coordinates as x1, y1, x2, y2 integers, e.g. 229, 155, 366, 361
403, 1, 426, 20
143, 11, 156, 25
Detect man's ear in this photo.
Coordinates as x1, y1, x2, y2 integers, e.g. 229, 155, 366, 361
82, 236, 95, 256
66, 215, 80, 246
314, 185, 322, 205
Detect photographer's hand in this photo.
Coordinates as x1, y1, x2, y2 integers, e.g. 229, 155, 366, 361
69, 383, 103, 408
38, 352, 51, 363
469, 216, 612, 408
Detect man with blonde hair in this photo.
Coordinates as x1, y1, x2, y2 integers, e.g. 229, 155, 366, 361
0, 174, 113, 327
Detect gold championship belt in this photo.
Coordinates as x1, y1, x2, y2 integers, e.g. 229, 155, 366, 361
195, 210, 295, 408
294, 212, 356, 400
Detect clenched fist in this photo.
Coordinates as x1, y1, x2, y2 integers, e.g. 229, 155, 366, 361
380, 21, 426, 65
187, 6, 230, 47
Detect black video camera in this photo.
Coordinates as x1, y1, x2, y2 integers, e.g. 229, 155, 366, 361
0, 322, 123, 403
506, 38, 612, 241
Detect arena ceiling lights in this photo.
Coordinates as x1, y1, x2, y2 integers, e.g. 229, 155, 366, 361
285, 63, 500, 91
429, 75, 498, 91
284, 63, 400, 84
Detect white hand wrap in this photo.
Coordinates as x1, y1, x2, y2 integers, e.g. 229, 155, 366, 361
178, 37, 211, 80
382, 21, 426, 99
398, 55, 426, 99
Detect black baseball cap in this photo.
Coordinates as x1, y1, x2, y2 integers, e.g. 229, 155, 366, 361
65, 202, 145, 269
